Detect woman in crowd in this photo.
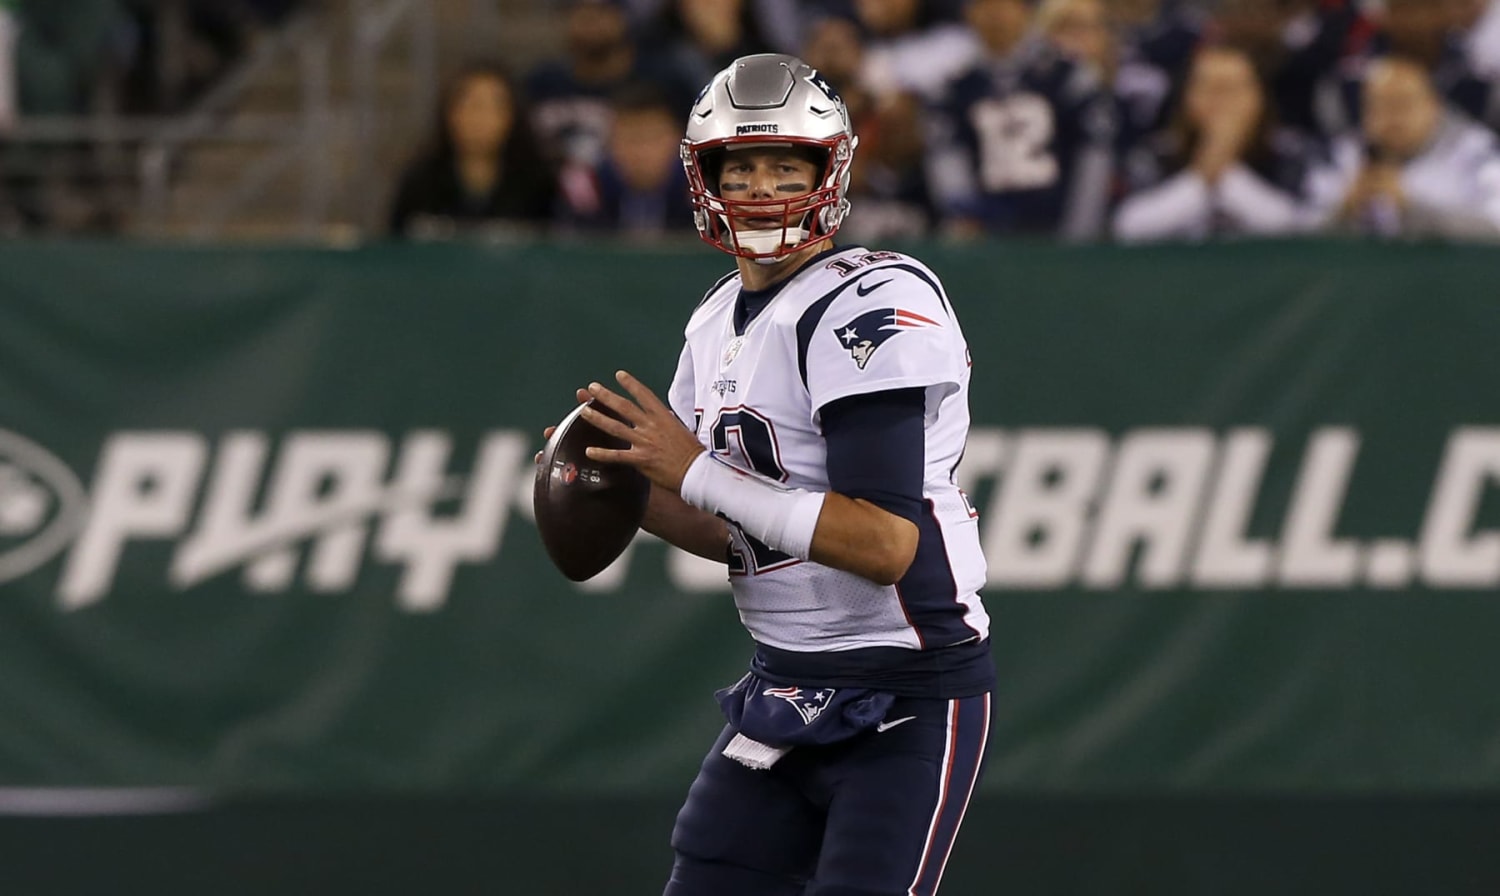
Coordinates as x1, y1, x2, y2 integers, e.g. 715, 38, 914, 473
1112, 43, 1323, 242
390, 62, 556, 239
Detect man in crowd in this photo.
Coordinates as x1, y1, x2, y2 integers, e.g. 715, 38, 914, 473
525, 0, 691, 168
554, 82, 696, 235
1312, 54, 1500, 240
925, 0, 1118, 239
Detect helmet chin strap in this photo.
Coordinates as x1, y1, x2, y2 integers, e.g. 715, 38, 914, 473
722, 212, 814, 261
740, 226, 811, 261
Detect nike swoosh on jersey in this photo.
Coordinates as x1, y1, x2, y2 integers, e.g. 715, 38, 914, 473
875, 715, 917, 733
856, 278, 893, 297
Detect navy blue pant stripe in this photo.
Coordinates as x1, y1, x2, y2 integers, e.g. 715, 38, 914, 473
907, 693, 991, 896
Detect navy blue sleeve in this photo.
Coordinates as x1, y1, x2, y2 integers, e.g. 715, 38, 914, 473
820, 387, 926, 524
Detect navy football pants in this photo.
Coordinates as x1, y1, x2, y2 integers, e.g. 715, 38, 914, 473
662, 693, 992, 896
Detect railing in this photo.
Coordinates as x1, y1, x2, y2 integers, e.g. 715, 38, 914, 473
351, 0, 437, 234
143, 12, 333, 240
1, 0, 441, 242
3, 9, 333, 241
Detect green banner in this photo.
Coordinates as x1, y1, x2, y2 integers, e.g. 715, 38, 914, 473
1, 239, 1498, 794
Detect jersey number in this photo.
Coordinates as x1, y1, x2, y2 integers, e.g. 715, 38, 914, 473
709, 408, 799, 575
969, 94, 1059, 191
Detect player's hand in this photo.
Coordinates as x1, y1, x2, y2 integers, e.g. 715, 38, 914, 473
580, 370, 705, 494
535, 388, 591, 464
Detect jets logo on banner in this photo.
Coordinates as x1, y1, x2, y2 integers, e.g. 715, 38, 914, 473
833, 306, 942, 370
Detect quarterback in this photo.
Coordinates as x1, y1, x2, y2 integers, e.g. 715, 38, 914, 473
574, 54, 994, 896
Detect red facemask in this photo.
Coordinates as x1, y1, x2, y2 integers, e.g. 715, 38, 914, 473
681, 135, 854, 260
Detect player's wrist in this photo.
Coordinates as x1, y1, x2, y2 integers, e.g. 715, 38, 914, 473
673, 447, 708, 494
679, 454, 825, 561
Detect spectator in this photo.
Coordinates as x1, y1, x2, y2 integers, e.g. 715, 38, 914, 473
841, 89, 940, 241
854, 0, 981, 103
1040, 0, 1114, 77
1378, 0, 1499, 127
1457, 0, 1500, 80
623, 0, 803, 54
1039, 0, 1164, 200
640, 0, 777, 92
555, 82, 695, 237
800, 13, 939, 240
1322, 0, 1500, 135
925, 0, 1117, 240
389, 62, 556, 240
1310, 55, 1500, 241
1379, 0, 1454, 68
1106, 0, 1207, 143
1111, 0, 1204, 81
802, 13, 876, 136
525, 0, 692, 169
1113, 45, 1322, 242
802, 10, 943, 240
1214, 0, 1372, 142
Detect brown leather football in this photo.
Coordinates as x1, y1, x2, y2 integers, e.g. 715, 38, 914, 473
533, 399, 651, 581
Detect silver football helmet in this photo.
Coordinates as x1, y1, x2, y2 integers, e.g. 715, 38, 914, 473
680, 54, 858, 261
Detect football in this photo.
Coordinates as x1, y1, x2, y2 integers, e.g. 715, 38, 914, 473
533, 398, 651, 581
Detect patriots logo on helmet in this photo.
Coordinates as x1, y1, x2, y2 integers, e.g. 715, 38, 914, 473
807, 71, 842, 106
834, 307, 942, 370
762, 686, 835, 725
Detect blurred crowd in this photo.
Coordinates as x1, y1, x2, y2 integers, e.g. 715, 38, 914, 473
393, 0, 1500, 245
0, 0, 304, 120
0, 0, 305, 233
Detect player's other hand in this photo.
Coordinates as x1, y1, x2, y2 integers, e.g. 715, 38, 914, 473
535, 388, 591, 464
580, 370, 705, 494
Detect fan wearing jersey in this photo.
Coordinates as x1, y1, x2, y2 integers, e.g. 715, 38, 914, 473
925, 0, 1117, 240
567, 53, 994, 896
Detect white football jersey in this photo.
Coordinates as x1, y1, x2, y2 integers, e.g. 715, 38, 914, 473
668, 246, 990, 654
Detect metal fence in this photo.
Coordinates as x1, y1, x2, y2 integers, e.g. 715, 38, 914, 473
0, 0, 440, 242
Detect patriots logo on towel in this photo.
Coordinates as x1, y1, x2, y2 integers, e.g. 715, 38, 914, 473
762, 686, 835, 725
833, 307, 941, 370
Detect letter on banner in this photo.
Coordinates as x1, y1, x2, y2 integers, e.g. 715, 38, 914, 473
1419, 427, 1500, 587
60, 433, 207, 608
985, 429, 1109, 588
1082, 428, 1215, 588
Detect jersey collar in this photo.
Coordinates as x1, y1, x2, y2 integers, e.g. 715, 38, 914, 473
734, 244, 859, 335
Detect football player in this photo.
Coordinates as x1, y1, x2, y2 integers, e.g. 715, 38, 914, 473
559, 53, 994, 896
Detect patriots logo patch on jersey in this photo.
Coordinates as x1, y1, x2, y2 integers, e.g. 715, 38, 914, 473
833, 307, 942, 370
762, 686, 835, 725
